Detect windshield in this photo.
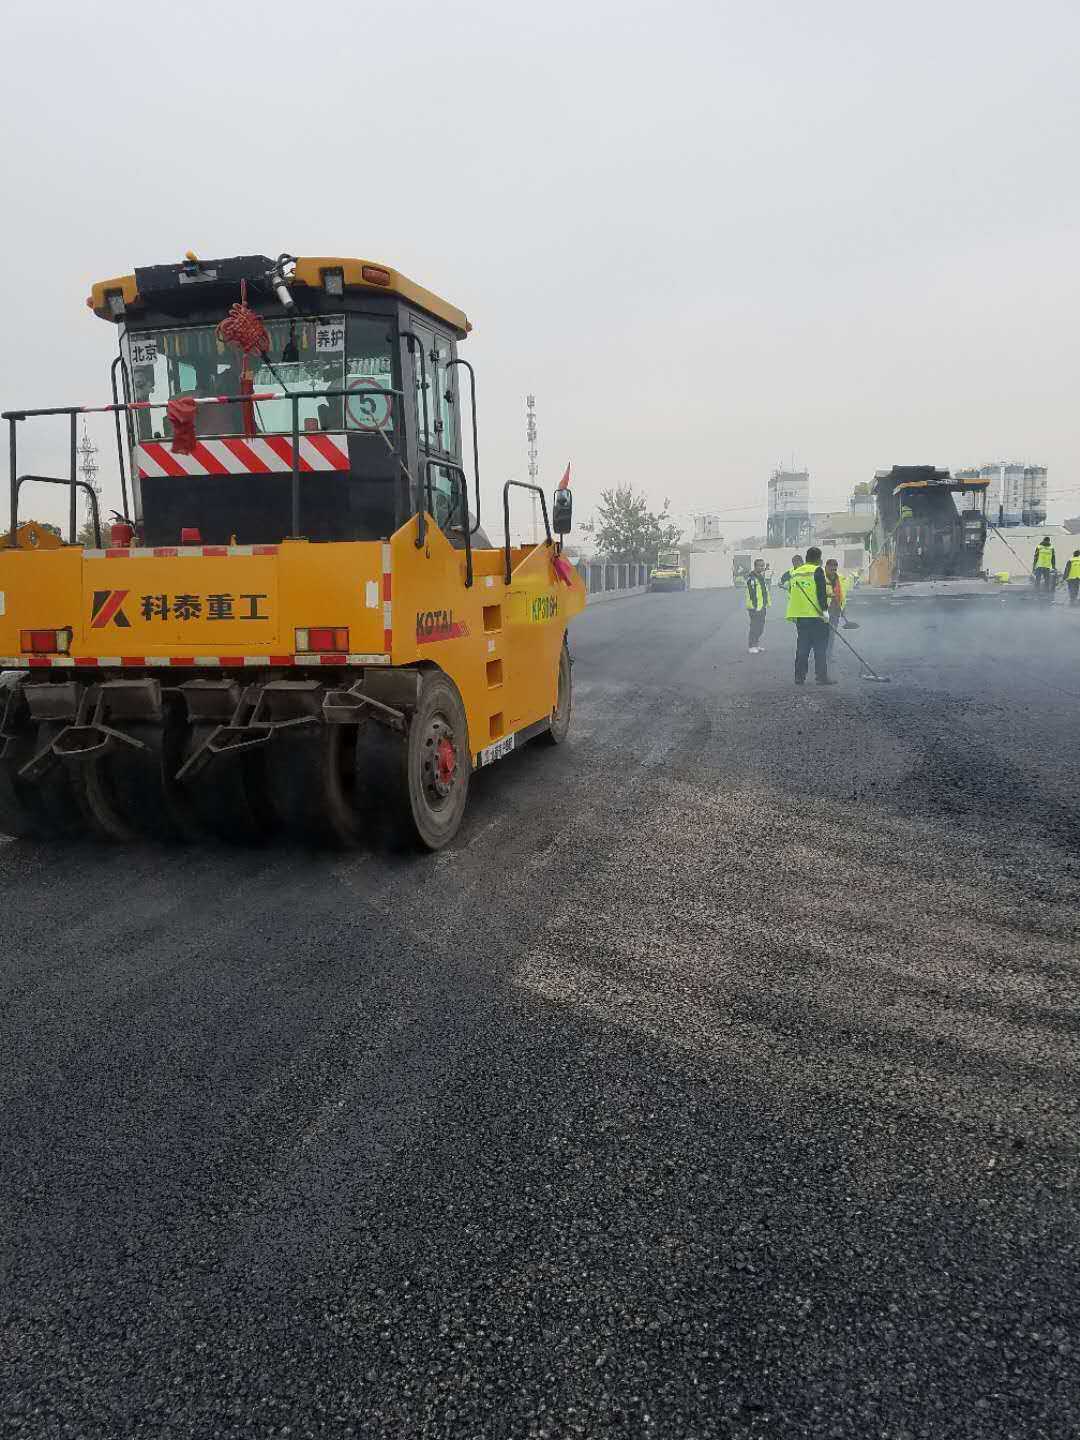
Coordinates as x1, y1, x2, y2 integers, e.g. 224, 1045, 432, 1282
124, 315, 396, 442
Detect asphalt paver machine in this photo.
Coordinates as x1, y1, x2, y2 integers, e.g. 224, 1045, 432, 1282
0, 252, 584, 848
867, 465, 989, 589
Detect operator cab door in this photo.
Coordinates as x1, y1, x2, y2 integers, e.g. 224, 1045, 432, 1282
410, 315, 468, 552
410, 318, 460, 472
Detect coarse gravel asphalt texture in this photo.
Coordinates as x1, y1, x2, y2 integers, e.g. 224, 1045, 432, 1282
2, 586, 1079, 1439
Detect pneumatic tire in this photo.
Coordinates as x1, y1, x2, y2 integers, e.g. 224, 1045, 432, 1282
0, 675, 86, 840
365, 671, 470, 851
539, 640, 572, 746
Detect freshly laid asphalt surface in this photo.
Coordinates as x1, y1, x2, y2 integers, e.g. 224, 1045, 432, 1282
2, 586, 1079, 1439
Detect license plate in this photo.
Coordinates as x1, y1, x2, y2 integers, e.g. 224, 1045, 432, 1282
477, 734, 515, 767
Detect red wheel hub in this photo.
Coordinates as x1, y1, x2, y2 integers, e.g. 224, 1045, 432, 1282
435, 736, 457, 788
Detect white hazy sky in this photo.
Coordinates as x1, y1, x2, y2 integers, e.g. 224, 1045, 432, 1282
3, 0, 1078, 537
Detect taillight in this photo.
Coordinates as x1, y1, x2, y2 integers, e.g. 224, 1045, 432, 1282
21, 628, 72, 655
295, 627, 349, 653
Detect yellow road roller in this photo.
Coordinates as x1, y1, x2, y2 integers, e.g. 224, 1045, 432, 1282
0, 252, 584, 848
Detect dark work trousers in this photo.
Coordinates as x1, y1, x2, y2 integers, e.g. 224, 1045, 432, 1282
1068, 580, 1079, 606
748, 608, 767, 648
826, 602, 842, 652
794, 618, 829, 682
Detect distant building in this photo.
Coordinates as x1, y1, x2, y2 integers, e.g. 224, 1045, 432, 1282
955, 462, 1047, 528
850, 484, 875, 516
814, 510, 875, 544
1023, 466, 1048, 527
692, 513, 724, 545
767, 468, 811, 547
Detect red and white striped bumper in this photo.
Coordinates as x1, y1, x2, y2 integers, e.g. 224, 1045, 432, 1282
136, 434, 350, 479
0, 653, 391, 669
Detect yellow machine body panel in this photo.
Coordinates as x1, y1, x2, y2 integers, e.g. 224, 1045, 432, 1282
0, 522, 64, 551
0, 520, 585, 765
868, 551, 895, 587
0, 544, 385, 661
88, 257, 470, 335
387, 522, 584, 760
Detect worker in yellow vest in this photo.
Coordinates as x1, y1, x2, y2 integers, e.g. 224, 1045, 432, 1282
778, 554, 803, 592
785, 546, 835, 685
1033, 537, 1056, 596
745, 558, 770, 654
823, 558, 846, 653
1065, 549, 1080, 607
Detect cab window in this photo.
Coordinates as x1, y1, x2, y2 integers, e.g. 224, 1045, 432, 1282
125, 316, 399, 442
430, 332, 459, 459
345, 317, 396, 435
125, 319, 349, 440
411, 321, 434, 452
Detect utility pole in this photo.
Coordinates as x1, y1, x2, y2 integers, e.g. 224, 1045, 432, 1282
526, 394, 539, 543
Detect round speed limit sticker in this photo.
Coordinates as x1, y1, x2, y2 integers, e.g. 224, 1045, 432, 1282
346, 377, 392, 431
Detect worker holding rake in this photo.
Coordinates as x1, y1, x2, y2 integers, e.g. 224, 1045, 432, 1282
786, 546, 836, 685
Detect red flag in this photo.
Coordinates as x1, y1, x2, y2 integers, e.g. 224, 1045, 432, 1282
551, 552, 575, 586
557, 461, 571, 491
166, 396, 198, 455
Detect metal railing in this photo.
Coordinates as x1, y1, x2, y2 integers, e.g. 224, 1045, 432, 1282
502, 481, 551, 584
3, 386, 404, 548
576, 560, 650, 599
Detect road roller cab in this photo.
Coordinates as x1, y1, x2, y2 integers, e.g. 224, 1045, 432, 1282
0, 251, 585, 849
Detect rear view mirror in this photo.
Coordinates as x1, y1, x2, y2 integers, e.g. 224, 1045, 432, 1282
552, 488, 572, 536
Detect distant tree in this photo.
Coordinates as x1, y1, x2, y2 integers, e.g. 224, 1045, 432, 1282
583, 484, 682, 564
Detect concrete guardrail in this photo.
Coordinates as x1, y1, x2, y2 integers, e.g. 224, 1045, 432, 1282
577, 560, 651, 605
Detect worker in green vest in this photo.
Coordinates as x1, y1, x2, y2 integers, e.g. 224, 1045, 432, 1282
785, 545, 835, 685
1065, 549, 1080, 607
745, 558, 770, 653
1033, 537, 1056, 596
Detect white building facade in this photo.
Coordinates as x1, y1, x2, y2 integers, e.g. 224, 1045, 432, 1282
766, 469, 811, 547
956, 462, 1047, 528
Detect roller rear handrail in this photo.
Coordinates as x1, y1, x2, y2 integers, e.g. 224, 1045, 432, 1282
423, 459, 473, 588
5, 386, 405, 549
502, 481, 551, 584
10, 476, 102, 547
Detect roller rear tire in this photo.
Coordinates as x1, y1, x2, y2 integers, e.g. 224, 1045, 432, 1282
0, 675, 85, 840
267, 724, 366, 849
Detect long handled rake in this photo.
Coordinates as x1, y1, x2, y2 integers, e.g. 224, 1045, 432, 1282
797, 576, 892, 683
